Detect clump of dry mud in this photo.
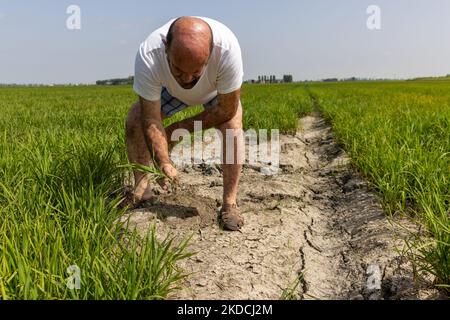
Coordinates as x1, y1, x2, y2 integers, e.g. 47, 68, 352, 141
119, 114, 441, 300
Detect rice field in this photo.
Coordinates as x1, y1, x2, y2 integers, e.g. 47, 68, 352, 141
0, 81, 448, 299
307, 81, 450, 288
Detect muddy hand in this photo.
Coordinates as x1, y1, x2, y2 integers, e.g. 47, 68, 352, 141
157, 162, 179, 192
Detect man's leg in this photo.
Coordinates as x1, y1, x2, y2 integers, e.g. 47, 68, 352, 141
216, 102, 245, 230
217, 102, 244, 205
164, 100, 244, 229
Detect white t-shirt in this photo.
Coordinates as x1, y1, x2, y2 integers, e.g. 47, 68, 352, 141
133, 17, 244, 106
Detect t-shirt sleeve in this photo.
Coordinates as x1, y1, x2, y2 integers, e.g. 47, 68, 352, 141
133, 45, 162, 101
216, 46, 244, 95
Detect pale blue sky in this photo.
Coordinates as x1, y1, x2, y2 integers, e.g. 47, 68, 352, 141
1, 0, 449, 84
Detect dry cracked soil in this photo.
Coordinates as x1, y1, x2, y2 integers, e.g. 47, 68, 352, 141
119, 114, 441, 300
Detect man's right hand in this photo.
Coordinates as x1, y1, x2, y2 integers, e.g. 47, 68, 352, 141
157, 162, 179, 191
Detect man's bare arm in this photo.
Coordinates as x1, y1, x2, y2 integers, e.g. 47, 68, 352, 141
165, 89, 240, 136
139, 96, 171, 166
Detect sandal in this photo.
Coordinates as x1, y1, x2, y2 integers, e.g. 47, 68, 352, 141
219, 204, 244, 231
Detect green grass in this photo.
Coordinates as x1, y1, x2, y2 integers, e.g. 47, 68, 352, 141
280, 272, 305, 300
0, 86, 192, 299
240, 83, 313, 134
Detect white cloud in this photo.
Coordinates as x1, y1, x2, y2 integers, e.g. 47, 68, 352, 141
0, 13, 5, 20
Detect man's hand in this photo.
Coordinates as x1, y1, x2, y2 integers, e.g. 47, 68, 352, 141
157, 162, 179, 191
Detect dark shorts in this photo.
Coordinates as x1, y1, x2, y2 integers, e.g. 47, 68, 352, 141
161, 87, 219, 117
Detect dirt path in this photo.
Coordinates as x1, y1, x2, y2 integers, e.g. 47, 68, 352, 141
120, 114, 439, 300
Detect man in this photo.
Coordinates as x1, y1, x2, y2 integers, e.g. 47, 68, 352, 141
125, 16, 245, 231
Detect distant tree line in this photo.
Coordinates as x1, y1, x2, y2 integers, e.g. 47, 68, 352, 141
96, 76, 134, 85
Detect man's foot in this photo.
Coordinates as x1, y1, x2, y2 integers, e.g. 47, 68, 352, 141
118, 188, 155, 210
219, 204, 244, 231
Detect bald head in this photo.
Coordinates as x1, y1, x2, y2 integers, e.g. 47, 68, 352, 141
166, 17, 213, 55
165, 17, 213, 89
